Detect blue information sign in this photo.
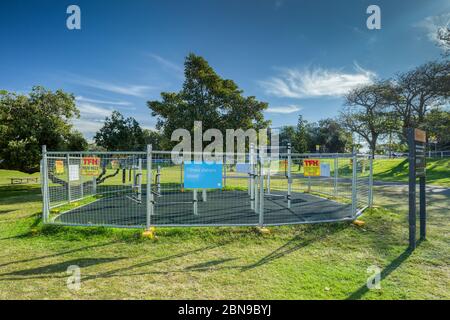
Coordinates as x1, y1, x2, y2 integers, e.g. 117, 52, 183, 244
184, 162, 223, 189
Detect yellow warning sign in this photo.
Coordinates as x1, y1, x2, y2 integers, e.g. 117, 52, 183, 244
81, 157, 101, 176
55, 160, 64, 175
304, 159, 320, 177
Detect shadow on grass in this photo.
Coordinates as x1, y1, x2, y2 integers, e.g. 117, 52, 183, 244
346, 241, 422, 300
0, 257, 126, 279
0, 185, 42, 204
80, 223, 352, 280
185, 258, 238, 271
0, 242, 115, 268
0, 209, 15, 215
80, 243, 230, 282
373, 159, 408, 181
241, 222, 349, 272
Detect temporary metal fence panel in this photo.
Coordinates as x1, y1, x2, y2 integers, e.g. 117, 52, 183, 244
261, 150, 356, 225
41, 146, 373, 228
355, 154, 372, 217
44, 151, 148, 228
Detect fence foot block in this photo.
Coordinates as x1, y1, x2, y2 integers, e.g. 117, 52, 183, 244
142, 227, 157, 239
352, 220, 365, 227
256, 227, 271, 235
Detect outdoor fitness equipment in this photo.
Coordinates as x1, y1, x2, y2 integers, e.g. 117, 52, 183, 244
41, 145, 373, 228
149, 164, 207, 216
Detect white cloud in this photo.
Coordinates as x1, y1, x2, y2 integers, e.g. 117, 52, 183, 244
71, 76, 156, 97
418, 13, 450, 50
73, 102, 109, 138
72, 119, 104, 137
76, 102, 113, 118
266, 105, 302, 114
260, 63, 376, 98
149, 54, 183, 72
75, 96, 132, 107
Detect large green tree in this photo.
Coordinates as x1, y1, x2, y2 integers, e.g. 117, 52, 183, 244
143, 129, 163, 150
147, 54, 270, 148
0, 86, 83, 172
423, 108, 450, 149
293, 115, 309, 154
64, 130, 89, 151
394, 60, 450, 135
279, 126, 296, 149
308, 118, 353, 153
94, 111, 145, 151
340, 81, 399, 157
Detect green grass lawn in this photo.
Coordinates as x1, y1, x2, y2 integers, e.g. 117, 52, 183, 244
0, 168, 449, 299
371, 158, 450, 186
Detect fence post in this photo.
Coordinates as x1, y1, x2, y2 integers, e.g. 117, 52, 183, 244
368, 155, 374, 208
334, 155, 338, 197
41, 145, 49, 223
181, 160, 184, 192
156, 166, 161, 195
351, 149, 357, 217
138, 158, 143, 202
287, 143, 292, 209
79, 156, 84, 200
250, 143, 255, 210
259, 151, 265, 227
146, 144, 153, 230
66, 153, 71, 203
92, 176, 97, 195
223, 161, 227, 188
193, 190, 198, 215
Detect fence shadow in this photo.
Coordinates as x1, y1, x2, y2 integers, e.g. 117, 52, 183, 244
372, 159, 408, 180
346, 242, 420, 300
0, 185, 42, 204
241, 223, 348, 272
184, 258, 238, 271
81, 242, 230, 282
0, 242, 114, 268
1, 257, 126, 278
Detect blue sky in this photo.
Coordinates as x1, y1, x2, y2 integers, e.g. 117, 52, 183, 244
1, 0, 449, 140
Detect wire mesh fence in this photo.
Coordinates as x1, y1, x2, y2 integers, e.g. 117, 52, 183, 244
41, 145, 373, 229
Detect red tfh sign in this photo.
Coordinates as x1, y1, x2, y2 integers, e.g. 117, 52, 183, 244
83, 157, 100, 166
304, 160, 319, 166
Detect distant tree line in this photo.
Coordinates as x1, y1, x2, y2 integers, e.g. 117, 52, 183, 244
278, 116, 352, 154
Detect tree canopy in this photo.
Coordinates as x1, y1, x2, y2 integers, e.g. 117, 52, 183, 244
147, 53, 270, 148
395, 60, 450, 134
0, 86, 84, 172
94, 111, 146, 151
424, 109, 450, 149
279, 115, 351, 153
340, 81, 399, 156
